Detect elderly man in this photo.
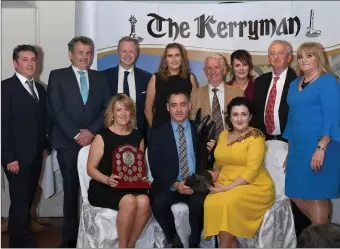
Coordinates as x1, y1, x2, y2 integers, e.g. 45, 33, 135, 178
190, 54, 244, 139
103, 36, 152, 140
252, 39, 310, 237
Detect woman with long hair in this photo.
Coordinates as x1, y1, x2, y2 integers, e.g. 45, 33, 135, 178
144, 42, 198, 129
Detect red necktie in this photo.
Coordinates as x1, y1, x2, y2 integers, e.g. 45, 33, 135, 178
265, 76, 280, 134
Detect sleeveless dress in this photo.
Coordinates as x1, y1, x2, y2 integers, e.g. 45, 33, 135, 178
152, 72, 193, 129
282, 73, 340, 199
204, 128, 275, 239
88, 128, 147, 211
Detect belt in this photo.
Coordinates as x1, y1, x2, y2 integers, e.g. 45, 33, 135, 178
265, 134, 288, 143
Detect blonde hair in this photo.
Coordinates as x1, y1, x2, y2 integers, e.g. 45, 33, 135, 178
158, 43, 190, 81
104, 94, 136, 130
296, 42, 332, 76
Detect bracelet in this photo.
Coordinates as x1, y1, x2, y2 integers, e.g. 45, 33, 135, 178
316, 145, 326, 151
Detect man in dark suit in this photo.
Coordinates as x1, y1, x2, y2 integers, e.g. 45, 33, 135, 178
252, 40, 311, 237
1, 45, 47, 247
149, 92, 209, 248
46, 36, 110, 248
103, 36, 152, 141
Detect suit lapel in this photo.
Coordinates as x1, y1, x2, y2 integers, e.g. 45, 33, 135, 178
134, 68, 143, 105
67, 66, 85, 106
13, 75, 40, 104
166, 122, 180, 174
86, 69, 94, 106
202, 86, 211, 118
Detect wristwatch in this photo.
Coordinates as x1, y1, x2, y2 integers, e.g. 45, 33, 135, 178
316, 145, 326, 151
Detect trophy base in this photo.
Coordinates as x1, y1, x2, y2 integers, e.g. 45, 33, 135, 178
116, 181, 151, 189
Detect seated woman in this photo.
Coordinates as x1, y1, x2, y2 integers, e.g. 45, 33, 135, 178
227, 49, 255, 102
204, 97, 275, 247
87, 93, 151, 248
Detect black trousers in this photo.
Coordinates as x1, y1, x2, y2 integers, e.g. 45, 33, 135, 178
291, 201, 311, 237
3, 153, 43, 248
150, 189, 206, 245
56, 147, 81, 244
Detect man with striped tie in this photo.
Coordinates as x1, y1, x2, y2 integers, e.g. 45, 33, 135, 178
149, 92, 215, 248
46, 36, 110, 248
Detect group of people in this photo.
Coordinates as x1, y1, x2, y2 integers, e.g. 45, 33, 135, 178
1, 34, 340, 249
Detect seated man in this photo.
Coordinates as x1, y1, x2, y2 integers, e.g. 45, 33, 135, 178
148, 91, 214, 248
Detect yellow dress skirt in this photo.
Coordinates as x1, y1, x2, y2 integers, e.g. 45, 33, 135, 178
204, 128, 275, 239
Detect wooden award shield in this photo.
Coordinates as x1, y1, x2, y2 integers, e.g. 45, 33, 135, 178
112, 144, 150, 188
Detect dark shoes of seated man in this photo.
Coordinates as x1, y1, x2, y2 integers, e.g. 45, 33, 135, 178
58, 240, 77, 248
169, 234, 199, 248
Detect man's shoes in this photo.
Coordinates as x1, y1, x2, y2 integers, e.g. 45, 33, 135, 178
171, 234, 184, 248
189, 242, 199, 248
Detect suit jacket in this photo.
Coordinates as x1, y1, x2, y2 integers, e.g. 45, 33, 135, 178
189, 83, 245, 121
148, 121, 197, 193
103, 66, 152, 137
46, 66, 110, 149
252, 67, 297, 134
1, 74, 47, 165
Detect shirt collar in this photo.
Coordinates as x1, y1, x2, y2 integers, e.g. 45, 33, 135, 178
272, 67, 288, 79
171, 119, 190, 132
208, 82, 225, 92
119, 64, 134, 75
15, 72, 34, 85
72, 65, 88, 75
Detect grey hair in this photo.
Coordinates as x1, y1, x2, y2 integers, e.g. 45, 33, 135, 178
204, 54, 227, 70
268, 40, 293, 55
118, 36, 140, 55
68, 36, 95, 54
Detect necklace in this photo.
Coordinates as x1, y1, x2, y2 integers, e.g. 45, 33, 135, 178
301, 75, 319, 89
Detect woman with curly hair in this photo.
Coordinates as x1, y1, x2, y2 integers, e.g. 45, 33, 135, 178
144, 43, 198, 129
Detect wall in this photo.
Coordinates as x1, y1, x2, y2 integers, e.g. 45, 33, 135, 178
1, 0, 75, 217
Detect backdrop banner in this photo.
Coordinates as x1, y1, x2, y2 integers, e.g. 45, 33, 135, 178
76, 1, 340, 85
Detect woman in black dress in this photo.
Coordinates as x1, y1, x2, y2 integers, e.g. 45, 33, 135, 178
144, 42, 198, 129
87, 93, 151, 248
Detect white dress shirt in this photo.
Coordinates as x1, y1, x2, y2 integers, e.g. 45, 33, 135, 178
72, 65, 89, 90
208, 82, 225, 128
16, 72, 39, 100
118, 65, 136, 102
264, 68, 288, 135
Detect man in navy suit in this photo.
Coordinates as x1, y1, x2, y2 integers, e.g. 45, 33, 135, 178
1, 45, 47, 247
103, 36, 152, 141
46, 36, 110, 248
149, 92, 210, 248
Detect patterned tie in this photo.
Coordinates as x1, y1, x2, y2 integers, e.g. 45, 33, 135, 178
78, 70, 88, 104
25, 80, 38, 102
212, 88, 224, 138
178, 124, 190, 180
265, 76, 280, 134
123, 71, 130, 97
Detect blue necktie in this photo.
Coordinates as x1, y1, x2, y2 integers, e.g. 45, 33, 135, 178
78, 70, 88, 104
123, 71, 130, 97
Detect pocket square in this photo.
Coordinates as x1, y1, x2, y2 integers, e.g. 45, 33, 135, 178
141, 91, 146, 94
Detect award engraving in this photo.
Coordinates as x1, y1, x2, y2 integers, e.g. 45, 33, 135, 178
112, 144, 150, 188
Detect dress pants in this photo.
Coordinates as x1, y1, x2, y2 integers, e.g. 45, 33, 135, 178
151, 189, 206, 245
3, 153, 43, 248
56, 147, 81, 246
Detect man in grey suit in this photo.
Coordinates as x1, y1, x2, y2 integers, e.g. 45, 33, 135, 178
46, 36, 110, 248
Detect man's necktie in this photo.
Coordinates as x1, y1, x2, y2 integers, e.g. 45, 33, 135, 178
212, 88, 224, 138
78, 70, 88, 104
123, 71, 130, 97
25, 80, 38, 102
178, 124, 190, 180
265, 76, 280, 134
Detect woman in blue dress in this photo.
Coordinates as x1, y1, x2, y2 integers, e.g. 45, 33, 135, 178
282, 42, 340, 224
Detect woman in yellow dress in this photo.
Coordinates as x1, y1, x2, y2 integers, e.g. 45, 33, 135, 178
204, 97, 275, 247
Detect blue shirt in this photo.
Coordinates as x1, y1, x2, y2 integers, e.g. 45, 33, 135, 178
170, 119, 196, 189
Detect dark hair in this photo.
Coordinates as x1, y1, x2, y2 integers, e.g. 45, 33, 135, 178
12, 45, 37, 61
118, 36, 140, 55
68, 36, 94, 54
167, 91, 190, 104
297, 223, 340, 248
228, 49, 254, 84
225, 97, 253, 131
159, 43, 190, 81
